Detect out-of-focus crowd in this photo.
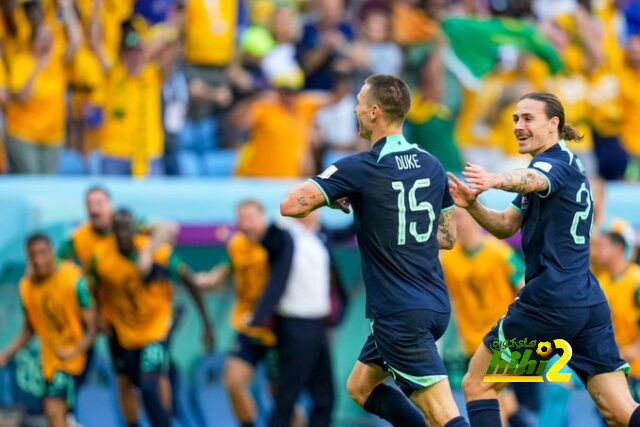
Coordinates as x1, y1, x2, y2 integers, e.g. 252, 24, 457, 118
0, 0, 639, 179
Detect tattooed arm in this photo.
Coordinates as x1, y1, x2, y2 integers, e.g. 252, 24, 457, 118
463, 163, 549, 195
281, 180, 350, 218
437, 208, 457, 250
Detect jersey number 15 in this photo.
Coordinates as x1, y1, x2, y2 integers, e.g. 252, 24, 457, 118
392, 179, 436, 245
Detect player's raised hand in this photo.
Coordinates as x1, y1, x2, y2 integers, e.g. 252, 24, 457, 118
461, 162, 500, 193
56, 346, 77, 361
330, 197, 351, 214
447, 172, 480, 208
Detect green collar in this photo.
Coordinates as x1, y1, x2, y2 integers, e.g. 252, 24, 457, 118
462, 242, 484, 258
377, 134, 427, 162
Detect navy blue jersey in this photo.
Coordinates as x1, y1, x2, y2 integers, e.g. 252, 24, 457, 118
310, 134, 454, 318
511, 141, 606, 308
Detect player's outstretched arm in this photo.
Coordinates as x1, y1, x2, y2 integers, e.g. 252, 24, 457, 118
181, 266, 216, 352
463, 163, 549, 195
57, 306, 98, 361
281, 180, 350, 218
437, 208, 457, 250
0, 321, 34, 367
448, 173, 522, 239
194, 263, 231, 292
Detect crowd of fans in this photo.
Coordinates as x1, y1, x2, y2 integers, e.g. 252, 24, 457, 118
0, 0, 639, 179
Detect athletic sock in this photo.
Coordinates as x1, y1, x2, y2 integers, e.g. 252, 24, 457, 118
363, 383, 425, 427
466, 399, 501, 427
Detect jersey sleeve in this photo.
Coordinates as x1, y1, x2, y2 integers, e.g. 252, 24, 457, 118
168, 252, 185, 283
511, 194, 523, 212
507, 251, 525, 289
309, 155, 363, 205
441, 170, 455, 211
529, 156, 572, 198
57, 237, 76, 261
76, 277, 93, 308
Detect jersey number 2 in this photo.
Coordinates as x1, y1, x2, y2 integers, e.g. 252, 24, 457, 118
392, 179, 435, 245
570, 183, 593, 245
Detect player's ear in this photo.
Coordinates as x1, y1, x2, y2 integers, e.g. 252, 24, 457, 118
549, 116, 559, 133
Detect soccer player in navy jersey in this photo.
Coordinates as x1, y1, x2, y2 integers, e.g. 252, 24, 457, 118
281, 74, 468, 427
449, 91, 640, 427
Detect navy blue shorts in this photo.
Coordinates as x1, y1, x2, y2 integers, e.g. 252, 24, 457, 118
358, 309, 450, 396
109, 336, 170, 384
46, 371, 80, 410
483, 299, 629, 385
229, 333, 278, 380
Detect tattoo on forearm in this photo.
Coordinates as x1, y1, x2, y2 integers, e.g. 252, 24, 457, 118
438, 209, 456, 248
497, 169, 547, 194
296, 193, 322, 208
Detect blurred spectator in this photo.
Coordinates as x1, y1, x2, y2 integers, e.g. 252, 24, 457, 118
296, 0, 355, 90
0, 42, 8, 174
232, 69, 334, 178
262, 6, 302, 88
135, 0, 176, 25
184, 0, 238, 147
95, 21, 175, 176
404, 39, 464, 173
5, 21, 68, 174
352, 0, 403, 80
314, 72, 358, 154
620, 33, 640, 179
161, 34, 189, 175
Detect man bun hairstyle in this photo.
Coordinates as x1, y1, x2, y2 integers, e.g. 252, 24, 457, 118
520, 91, 583, 142
364, 74, 411, 124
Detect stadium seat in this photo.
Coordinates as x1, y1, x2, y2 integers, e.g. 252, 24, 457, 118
179, 117, 219, 153
57, 149, 86, 175
177, 150, 205, 176
87, 151, 103, 175
203, 149, 238, 176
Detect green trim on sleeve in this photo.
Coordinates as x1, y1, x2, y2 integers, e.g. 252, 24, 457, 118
529, 168, 552, 198
76, 277, 93, 308
508, 252, 525, 289
57, 238, 76, 261
89, 256, 100, 287
308, 179, 331, 206
441, 204, 455, 212
169, 252, 184, 282
509, 203, 522, 212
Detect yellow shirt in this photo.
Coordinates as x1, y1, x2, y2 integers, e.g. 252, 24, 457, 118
236, 94, 323, 178
59, 222, 111, 269
185, 0, 238, 66
227, 232, 275, 345
442, 238, 523, 356
19, 262, 91, 380
99, 62, 164, 176
6, 42, 67, 145
0, 7, 32, 59
597, 264, 640, 376
619, 65, 640, 156
93, 235, 177, 349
